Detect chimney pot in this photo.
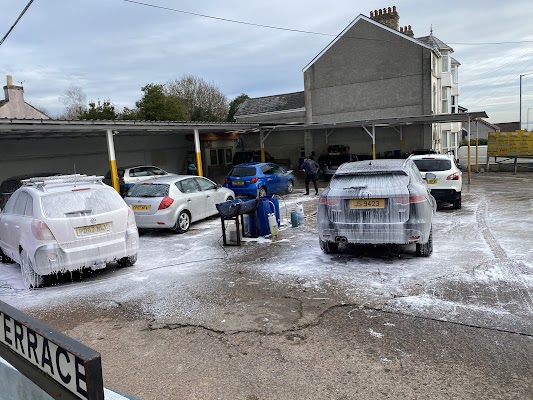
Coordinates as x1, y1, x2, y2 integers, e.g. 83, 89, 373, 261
6, 75, 12, 86
378, 9, 382, 15
388, 7, 392, 13
393, 5, 396, 12
408, 25, 412, 30
370, 11, 374, 17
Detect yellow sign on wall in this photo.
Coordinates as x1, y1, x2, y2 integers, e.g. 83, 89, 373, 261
487, 131, 533, 156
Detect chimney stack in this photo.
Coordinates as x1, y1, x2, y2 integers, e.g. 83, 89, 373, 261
369, 5, 399, 31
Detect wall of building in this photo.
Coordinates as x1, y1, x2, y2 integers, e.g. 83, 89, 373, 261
0, 85, 49, 119
304, 19, 432, 123
0, 134, 190, 183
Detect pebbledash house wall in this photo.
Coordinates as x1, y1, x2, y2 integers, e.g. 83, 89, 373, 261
0, 78, 49, 119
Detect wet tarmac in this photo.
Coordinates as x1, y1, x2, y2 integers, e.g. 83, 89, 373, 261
1, 172, 533, 399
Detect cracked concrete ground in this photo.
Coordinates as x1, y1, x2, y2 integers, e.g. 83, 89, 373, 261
1, 173, 533, 399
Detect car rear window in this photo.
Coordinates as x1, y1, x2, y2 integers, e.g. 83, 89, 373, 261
330, 173, 409, 190
105, 169, 125, 179
41, 187, 126, 218
125, 183, 169, 198
229, 167, 256, 177
413, 159, 451, 172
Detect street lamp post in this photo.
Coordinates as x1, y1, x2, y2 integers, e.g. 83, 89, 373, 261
520, 72, 533, 129
528, 108, 532, 131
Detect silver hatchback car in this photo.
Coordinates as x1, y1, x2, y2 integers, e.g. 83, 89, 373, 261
317, 159, 436, 256
124, 175, 235, 233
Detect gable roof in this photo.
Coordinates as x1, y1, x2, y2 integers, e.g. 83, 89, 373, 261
303, 14, 433, 72
416, 34, 454, 52
476, 119, 500, 131
235, 91, 305, 116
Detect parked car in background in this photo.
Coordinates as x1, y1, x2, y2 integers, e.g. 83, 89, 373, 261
0, 174, 139, 288
410, 153, 462, 209
317, 152, 359, 180
103, 165, 175, 196
223, 162, 294, 197
0, 172, 60, 210
317, 159, 436, 256
124, 175, 235, 233
232, 151, 274, 165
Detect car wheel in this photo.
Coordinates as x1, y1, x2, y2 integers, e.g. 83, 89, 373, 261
0, 248, 14, 264
227, 196, 234, 201
117, 254, 137, 268
453, 194, 462, 209
20, 250, 44, 289
416, 228, 433, 257
173, 210, 191, 233
258, 187, 267, 197
319, 239, 339, 254
286, 180, 294, 194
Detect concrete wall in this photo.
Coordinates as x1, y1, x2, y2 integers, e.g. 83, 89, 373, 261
0, 134, 191, 183
304, 19, 432, 123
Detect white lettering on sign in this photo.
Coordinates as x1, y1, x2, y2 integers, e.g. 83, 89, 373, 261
0, 311, 88, 400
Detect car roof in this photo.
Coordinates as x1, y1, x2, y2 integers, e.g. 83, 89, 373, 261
336, 159, 410, 175
137, 175, 205, 184
117, 165, 162, 170
233, 162, 265, 167
410, 154, 454, 160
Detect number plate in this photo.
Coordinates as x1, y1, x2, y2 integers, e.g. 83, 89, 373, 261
233, 180, 244, 185
132, 205, 151, 211
349, 198, 385, 209
75, 222, 111, 237
427, 179, 438, 184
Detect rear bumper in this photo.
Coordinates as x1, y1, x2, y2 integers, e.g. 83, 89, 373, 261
134, 209, 178, 228
430, 189, 460, 202
32, 228, 139, 275
319, 223, 430, 245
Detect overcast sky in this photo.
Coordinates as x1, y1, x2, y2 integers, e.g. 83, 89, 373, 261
1, 0, 533, 126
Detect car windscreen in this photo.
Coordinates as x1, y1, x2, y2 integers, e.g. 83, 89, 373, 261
125, 183, 169, 198
229, 167, 256, 177
329, 173, 409, 193
413, 159, 451, 172
41, 188, 126, 218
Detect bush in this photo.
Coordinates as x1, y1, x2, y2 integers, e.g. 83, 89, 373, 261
459, 138, 488, 146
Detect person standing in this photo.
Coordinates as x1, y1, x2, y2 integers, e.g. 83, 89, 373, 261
300, 155, 320, 195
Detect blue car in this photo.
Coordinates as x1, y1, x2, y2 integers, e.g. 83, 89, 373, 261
224, 162, 294, 197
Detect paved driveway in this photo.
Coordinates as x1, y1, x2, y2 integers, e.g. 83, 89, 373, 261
1, 173, 532, 399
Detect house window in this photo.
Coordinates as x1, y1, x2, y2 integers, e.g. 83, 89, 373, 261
433, 83, 437, 113
452, 65, 459, 83
210, 149, 218, 165
451, 96, 457, 114
442, 54, 450, 73
442, 87, 450, 113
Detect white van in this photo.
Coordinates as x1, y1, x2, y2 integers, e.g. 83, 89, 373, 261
456, 145, 488, 170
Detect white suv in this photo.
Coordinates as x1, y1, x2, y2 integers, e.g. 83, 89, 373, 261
0, 174, 139, 288
410, 153, 462, 209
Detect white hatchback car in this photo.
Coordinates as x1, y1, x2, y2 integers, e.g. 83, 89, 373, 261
410, 153, 462, 209
0, 175, 139, 288
124, 175, 235, 233
103, 165, 175, 196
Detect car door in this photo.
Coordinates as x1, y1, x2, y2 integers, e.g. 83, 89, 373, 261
260, 164, 277, 194
269, 163, 285, 192
0, 191, 31, 260
176, 178, 205, 221
194, 177, 220, 217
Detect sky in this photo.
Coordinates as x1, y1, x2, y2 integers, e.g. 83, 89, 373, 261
1, 0, 533, 126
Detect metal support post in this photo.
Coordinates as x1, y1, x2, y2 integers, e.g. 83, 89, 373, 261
193, 128, 203, 177
106, 129, 119, 193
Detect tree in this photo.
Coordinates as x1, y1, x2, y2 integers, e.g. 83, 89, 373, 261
135, 83, 186, 121
59, 85, 87, 119
119, 106, 139, 120
165, 75, 229, 122
227, 93, 249, 122
79, 100, 119, 120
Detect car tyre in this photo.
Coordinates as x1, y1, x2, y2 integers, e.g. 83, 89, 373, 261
258, 187, 267, 197
453, 194, 462, 209
117, 254, 137, 268
226, 196, 234, 201
0, 248, 14, 264
20, 250, 44, 289
286, 180, 294, 194
416, 228, 433, 257
319, 239, 339, 254
173, 210, 191, 233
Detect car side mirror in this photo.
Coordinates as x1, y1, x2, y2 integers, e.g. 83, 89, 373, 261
424, 173, 436, 181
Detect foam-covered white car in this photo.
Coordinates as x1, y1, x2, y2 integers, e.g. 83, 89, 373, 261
317, 159, 436, 256
0, 174, 139, 288
410, 153, 462, 209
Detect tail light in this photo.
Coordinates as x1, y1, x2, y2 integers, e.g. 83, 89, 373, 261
224, 177, 229, 184
393, 197, 409, 205
158, 196, 174, 210
250, 177, 258, 184
446, 172, 460, 180
409, 195, 427, 203
31, 220, 56, 240
319, 197, 340, 206
127, 208, 137, 228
